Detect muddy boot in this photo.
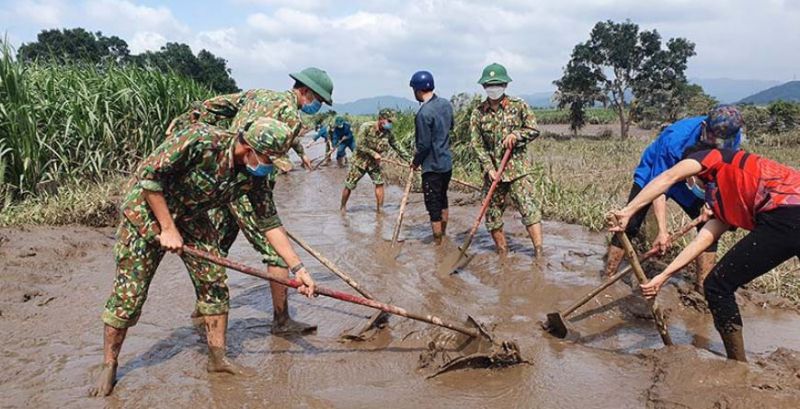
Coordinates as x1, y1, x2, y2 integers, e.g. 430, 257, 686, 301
337, 157, 345, 167
694, 252, 716, 294
191, 308, 205, 330
534, 246, 545, 260
432, 221, 444, 245
490, 228, 508, 256
720, 326, 747, 362
526, 223, 544, 260
207, 347, 255, 376
604, 244, 626, 279
272, 296, 317, 336
441, 220, 447, 235
88, 325, 127, 397
340, 188, 351, 212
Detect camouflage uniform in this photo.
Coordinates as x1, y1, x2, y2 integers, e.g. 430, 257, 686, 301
344, 115, 411, 190
167, 89, 303, 267
103, 122, 284, 329
469, 95, 541, 231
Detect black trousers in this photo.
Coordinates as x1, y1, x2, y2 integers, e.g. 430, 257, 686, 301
705, 206, 800, 334
611, 182, 718, 252
421, 171, 451, 222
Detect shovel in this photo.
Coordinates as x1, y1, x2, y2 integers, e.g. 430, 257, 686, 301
382, 157, 480, 192
441, 147, 513, 275
390, 168, 415, 248
543, 216, 703, 339
181, 245, 526, 375
285, 230, 390, 341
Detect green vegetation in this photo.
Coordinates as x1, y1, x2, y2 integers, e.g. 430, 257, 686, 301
17, 28, 238, 93
0, 41, 213, 204
554, 20, 696, 138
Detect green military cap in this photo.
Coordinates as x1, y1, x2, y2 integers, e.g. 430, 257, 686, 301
378, 108, 397, 120
289, 67, 334, 105
242, 117, 291, 155
478, 62, 513, 85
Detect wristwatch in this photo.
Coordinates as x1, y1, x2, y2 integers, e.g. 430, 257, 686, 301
290, 262, 305, 275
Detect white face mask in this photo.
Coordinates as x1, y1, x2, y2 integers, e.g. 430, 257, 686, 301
484, 85, 506, 100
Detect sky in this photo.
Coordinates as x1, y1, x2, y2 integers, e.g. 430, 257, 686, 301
1, 0, 798, 102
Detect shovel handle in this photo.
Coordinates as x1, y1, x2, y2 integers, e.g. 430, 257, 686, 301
561, 215, 704, 317
381, 157, 480, 192
391, 169, 415, 247
456, 147, 513, 257
285, 230, 378, 301
181, 245, 480, 338
614, 230, 673, 346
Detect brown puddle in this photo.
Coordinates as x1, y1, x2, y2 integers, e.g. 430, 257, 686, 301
2, 144, 800, 408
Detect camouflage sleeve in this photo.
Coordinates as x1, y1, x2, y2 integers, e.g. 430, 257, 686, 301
198, 92, 245, 125
235, 182, 283, 235
388, 132, 411, 162
470, 110, 494, 175
136, 127, 205, 192
517, 102, 541, 144
291, 137, 305, 156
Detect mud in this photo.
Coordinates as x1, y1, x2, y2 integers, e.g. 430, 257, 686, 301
2, 142, 800, 408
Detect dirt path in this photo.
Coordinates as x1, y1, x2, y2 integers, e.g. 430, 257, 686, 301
1, 142, 800, 408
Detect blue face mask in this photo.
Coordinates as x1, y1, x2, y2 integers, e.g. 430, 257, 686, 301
246, 152, 274, 177
686, 178, 706, 200
301, 98, 322, 114
382, 122, 393, 131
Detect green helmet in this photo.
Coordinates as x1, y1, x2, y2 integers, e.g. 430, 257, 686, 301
478, 63, 512, 85
290, 67, 334, 105
334, 116, 345, 127
242, 118, 291, 155
378, 108, 397, 120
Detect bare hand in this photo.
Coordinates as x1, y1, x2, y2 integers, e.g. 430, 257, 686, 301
158, 228, 183, 253
700, 205, 714, 222
653, 231, 671, 255
503, 133, 519, 149
640, 273, 669, 299
607, 210, 631, 232
295, 269, 316, 298
373, 153, 381, 161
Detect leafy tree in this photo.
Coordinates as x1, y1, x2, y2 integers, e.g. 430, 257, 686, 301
18, 28, 130, 64
553, 61, 602, 135
18, 28, 238, 93
632, 83, 717, 128
555, 20, 696, 138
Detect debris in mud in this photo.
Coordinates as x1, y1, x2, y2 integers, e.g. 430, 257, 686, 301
674, 280, 710, 313
22, 291, 42, 303
19, 250, 37, 258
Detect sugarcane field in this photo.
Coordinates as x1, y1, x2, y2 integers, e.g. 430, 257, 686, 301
2, 1, 800, 408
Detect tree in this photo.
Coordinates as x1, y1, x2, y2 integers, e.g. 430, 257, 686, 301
553, 61, 602, 135
632, 83, 717, 128
18, 28, 130, 64
555, 20, 696, 138
18, 28, 238, 93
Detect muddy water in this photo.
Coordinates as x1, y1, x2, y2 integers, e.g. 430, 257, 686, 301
2, 144, 800, 408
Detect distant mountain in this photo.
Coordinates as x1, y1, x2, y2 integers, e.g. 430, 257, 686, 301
738, 81, 800, 105
690, 78, 782, 104
519, 92, 555, 108
323, 95, 418, 115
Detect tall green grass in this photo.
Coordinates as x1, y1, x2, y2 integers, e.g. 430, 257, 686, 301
0, 41, 212, 205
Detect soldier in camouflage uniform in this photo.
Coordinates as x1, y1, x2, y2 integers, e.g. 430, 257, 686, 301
165, 68, 333, 335
89, 119, 317, 397
339, 108, 412, 212
470, 63, 544, 257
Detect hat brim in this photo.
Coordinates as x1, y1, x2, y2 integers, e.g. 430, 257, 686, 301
289, 72, 333, 105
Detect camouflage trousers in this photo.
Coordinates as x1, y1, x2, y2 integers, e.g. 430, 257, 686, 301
102, 217, 230, 329
483, 175, 542, 231
344, 163, 383, 190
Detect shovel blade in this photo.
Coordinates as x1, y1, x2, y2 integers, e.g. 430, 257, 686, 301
340, 310, 391, 342
543, 312, 570, 339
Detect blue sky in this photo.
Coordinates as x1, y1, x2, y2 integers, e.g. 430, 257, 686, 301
2, 0, 798, 102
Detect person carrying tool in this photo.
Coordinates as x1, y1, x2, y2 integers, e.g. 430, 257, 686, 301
469, 63, 543, 257
340, 108, 411, 212
331, 116, 356, 167
89, 119, 317, 397
166, 67, 333, 335
610, 142, 800, 362
312, 119, 334, 166
603, 105, 744, 294
409, 70, 454, 245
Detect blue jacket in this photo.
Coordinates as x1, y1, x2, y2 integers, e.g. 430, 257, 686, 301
331, 122, 353, 146
633, 116, 742, 208
314, 125, 329, 141
412, 94, 453, 173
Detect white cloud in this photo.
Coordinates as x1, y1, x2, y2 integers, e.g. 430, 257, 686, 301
4, 0, 800, 101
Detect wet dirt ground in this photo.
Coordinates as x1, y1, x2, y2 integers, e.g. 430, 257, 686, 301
2, 143, 800, 408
